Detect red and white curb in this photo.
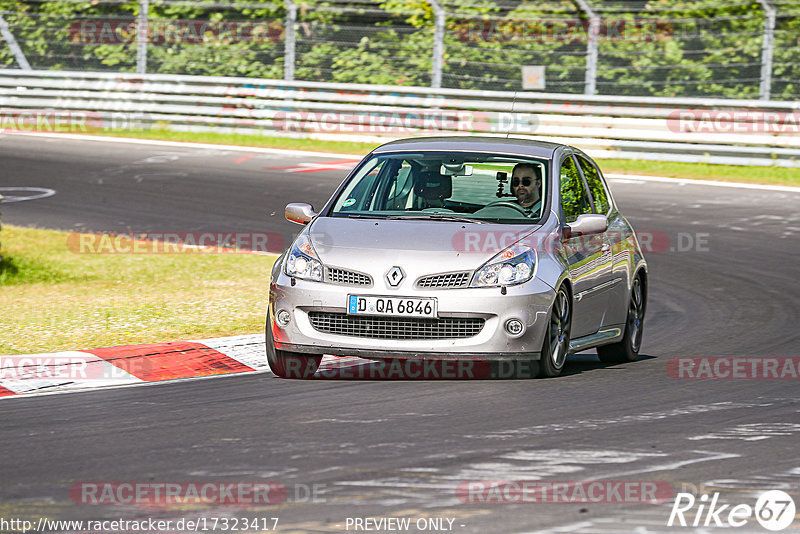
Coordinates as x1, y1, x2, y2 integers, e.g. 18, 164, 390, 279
0, 334, 267, 398
0, 335, 369, 399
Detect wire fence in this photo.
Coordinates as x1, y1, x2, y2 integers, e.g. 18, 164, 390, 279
1, 0, 799, 100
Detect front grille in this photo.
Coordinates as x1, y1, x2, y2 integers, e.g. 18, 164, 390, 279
308, 312, 484, 340
325, 266, 372, 286
417, 271, 472, 289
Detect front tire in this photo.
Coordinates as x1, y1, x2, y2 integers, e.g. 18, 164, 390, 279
266, 312, 322, 378
538, 285, 571, 378
597, 274, 646, 363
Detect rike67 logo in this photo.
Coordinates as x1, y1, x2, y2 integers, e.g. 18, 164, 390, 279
667, 490, 796, 531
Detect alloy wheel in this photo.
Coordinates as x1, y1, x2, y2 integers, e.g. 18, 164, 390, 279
549, 288, 571, 369
628, 277, 644, 353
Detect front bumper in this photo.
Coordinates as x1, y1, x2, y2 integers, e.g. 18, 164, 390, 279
269, 267, 555, 361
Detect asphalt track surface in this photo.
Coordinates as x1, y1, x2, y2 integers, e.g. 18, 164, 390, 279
2, 134, 799, 533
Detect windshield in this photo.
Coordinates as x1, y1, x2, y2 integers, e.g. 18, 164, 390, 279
328, 152, 548, 224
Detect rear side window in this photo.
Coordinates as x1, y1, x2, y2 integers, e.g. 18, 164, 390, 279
577, 155, 610, 214
559, 156, 592, 223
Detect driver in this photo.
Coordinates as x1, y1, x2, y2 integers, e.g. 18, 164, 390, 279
511, 163, 542, 216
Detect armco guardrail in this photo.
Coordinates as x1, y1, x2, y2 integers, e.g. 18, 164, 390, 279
1, 70, 799, 167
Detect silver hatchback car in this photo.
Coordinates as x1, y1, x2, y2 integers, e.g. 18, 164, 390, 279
267, 137, 647, 378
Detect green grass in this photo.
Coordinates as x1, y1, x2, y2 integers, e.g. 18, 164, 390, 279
100, 128, 381, 155
598, 159, 800, 187
94, 128, 800, 186
0, 225, 276, 355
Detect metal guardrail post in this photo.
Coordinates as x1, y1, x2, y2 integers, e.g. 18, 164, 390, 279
429, 0, 445, 88
0, 14, 31, 70
757, 0, 775, 101
137, 0, 149, 74
574, 0, 598, 95
284, 0, 296, 81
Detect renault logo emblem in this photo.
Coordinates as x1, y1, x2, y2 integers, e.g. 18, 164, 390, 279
386, 266, 404, 287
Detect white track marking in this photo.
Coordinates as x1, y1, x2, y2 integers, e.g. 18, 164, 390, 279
688, 422, 800, 441
0, 187, 56, 202
6, 132, 797, 193
4, 131, 359, 158
606, 173, 800, 193
467, 402, 773, 440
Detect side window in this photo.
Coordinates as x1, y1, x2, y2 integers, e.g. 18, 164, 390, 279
577, 156, 610, 215
559, 156, 592, 223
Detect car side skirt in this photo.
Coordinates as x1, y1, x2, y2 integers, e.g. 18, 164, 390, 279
568, 326, 624, 354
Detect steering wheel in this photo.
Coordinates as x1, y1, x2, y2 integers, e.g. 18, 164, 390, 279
483, 201, 528, 216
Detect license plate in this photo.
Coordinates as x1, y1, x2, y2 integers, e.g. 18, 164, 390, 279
347, 295, 437, 318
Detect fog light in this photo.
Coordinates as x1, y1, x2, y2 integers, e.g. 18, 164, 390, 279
276, 309, 291, 327
505, 319, 524, 336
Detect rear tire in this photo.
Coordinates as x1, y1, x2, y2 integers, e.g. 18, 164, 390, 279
538, 285, 571, 378
597, 274, 646, 363
266, 312, 322, 378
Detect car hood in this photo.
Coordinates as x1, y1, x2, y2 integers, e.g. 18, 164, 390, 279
307, 217, 540, 273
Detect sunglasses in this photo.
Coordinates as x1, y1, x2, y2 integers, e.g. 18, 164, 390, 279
511, 176, 541, 187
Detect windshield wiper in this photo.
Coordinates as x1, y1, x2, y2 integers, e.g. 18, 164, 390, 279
340, 213, 386, 219
386, 214, 485, 224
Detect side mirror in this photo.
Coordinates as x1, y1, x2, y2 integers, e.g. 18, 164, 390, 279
285, 203, 316, 225
565, 214, 608, 238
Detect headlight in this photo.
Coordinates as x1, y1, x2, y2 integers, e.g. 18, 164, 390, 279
471, 244, 535, 287
285, 233, 323, 282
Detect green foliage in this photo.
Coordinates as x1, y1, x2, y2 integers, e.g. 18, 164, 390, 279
1, 0, 798, 99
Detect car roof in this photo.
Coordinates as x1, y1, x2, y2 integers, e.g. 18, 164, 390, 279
371, 136, 564, 159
